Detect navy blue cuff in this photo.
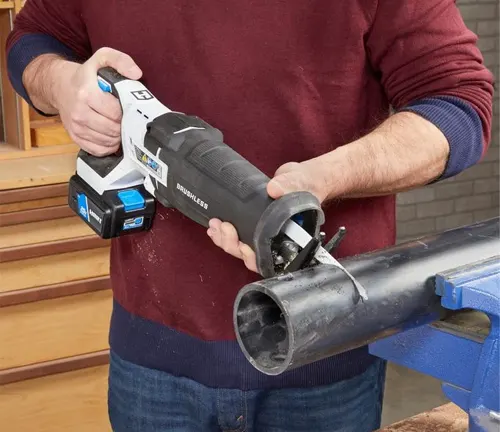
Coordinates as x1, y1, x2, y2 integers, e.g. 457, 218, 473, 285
399, 96, 484, 180
7, 33, 80, 116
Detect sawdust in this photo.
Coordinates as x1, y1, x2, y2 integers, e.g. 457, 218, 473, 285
151, 286, 161, 300
147, 250, 158, 264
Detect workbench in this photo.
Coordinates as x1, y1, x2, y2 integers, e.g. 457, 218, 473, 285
379, 403, 468, 432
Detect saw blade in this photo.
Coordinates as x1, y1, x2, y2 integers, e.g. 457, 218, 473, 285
282, 220, 368, 301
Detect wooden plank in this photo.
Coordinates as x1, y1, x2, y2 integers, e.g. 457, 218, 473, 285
0, 2, 14, 9
0, 195, 67, 213
0, 246, 110, 292
0, 235, 110, 262
0, 216, 94, 246
0, 364, 112, 432
0, 289, 112, 369
13, 0, 23, 13
0, 276, 110, 307
0, 143, 78, 161
0, 350, 109, 385
378, 403, 468, 432
0, 205, 73, 226
18, 93, 32, 150
30, 117, 62, 129
0, 216, 92, 248
31, 123, 72, 147
0, 153, 77, 190
0, 183, 68, 205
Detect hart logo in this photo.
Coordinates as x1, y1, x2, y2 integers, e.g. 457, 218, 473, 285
89, 209, 102, 224
79, 206, 87, 218
131, 90, 154, 101
176, 183, 208, 210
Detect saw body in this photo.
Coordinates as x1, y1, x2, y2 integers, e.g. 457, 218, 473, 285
68, 67, 355, 281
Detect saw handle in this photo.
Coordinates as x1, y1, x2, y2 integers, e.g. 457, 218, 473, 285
75, 67, 129, 176
97, 67, 128, 98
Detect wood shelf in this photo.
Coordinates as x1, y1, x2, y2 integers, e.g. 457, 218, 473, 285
0, 217, 94, 249
0, 364, 112, 432
0, 350, 109, 386
0, 0, 78, 173
0, 183, 68, 204
0, 4, 114, 430
31, 122, 72, 147
0, 143, 79, 161
30, 118, 62, 129
0, 152, 77, 190
0, 246, 110, 293
0, 205, 74, 226
0, 196, 68, 213
0, 235, 110, 262
0, 290, 112, 370
0, 276, 110, 308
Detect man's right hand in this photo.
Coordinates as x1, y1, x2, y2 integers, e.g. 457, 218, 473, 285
23, 47, 142, 156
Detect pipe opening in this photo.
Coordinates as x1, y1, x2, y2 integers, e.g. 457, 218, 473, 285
236, 290, 289, 370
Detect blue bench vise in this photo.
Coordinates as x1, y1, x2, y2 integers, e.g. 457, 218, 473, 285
369, 256, 500, 432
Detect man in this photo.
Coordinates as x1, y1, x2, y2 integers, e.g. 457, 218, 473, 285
6, 1, 493, 431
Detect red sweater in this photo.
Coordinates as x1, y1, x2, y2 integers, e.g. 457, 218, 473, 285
7, 0, 493, 389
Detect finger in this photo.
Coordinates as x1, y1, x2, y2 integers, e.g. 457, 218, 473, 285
207, 218, 223, 247
73, 137, 119, 156
74, 107, 121, 139
92, 47, 142, 80
219, 222, 243, 258
274, 162, 300, 177
76, 128, 120, 149
239, 243, 258, 273
88, 90, 123, 123
207, 220, 242, 258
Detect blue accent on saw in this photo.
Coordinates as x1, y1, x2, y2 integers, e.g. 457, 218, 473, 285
77, 193, 89, 221
117, 190, 145, 212
292, 214, 304, 226
123, 216, 145, 230
98, 77, 112, 93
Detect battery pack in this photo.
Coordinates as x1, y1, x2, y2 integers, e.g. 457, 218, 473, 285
68, 175, 156, 239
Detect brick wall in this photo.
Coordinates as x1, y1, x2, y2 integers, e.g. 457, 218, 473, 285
396, 0, 500, 242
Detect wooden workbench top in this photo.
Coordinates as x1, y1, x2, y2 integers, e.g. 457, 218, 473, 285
379, 403, 468, 432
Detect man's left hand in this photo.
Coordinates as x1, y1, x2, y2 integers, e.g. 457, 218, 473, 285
206, 159, 331, 273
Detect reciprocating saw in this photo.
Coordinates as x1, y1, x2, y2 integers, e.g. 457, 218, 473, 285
68, 67, 367, 291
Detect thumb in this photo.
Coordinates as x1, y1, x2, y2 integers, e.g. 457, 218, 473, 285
274, 161, 300, 177
91, 47, 142, 80
267, 172, 302, 199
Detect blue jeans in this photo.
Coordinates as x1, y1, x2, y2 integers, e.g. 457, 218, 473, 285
108, 351, 386, 432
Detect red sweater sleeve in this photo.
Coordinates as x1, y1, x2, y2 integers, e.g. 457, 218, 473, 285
366, 0, 495, 151
6, 0, 91, 59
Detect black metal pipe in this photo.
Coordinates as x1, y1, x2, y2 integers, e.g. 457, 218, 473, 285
233, 217, 500, 375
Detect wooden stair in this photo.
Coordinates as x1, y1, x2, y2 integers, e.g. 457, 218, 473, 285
0, 181, 112, 431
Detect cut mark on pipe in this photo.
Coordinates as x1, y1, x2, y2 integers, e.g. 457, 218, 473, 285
282, 220, 368, 301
